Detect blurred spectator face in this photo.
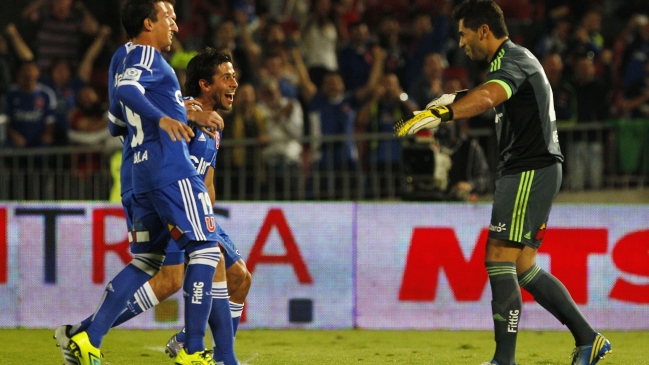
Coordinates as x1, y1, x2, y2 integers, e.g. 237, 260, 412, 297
422, 53, 445, 79
267, 23, 286, 46
582, 10, 601, 34
556, 20, 571, 41
264, 55, 283, 78
640, 21, 649, 41
574, 57, 595, 83
381, 73, 402, 101
17, 62, 40, 91
51, 59, 72, 87
349, 23, 369, 46
315, 0, 332, 17
259, 80, 281, 106
236, 83, 256, 105
216, 20, 237, 47
321, 72, 345, 99
412, 14, 432, 37
442, 78, 462, 94
76, 85, 100, 112
379, 16, 400, 37
52, 0, 73, 19
542, 54, 563, 86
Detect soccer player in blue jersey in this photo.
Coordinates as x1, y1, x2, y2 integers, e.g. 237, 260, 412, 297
54, 3, 249, 365
160, 48, 251, 365
59, 1, 227, 364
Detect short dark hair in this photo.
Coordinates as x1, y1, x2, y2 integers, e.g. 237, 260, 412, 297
452, 0, 509, 39
121, 0, 160, 40
185, 48, 232, 97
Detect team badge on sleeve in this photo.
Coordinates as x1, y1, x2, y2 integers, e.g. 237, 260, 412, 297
122, 68, 142, 81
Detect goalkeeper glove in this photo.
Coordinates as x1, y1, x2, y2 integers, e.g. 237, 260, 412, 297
425, 89, 468, 110
393, 105, 453, 137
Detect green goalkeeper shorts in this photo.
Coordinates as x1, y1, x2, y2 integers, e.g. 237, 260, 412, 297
489, 163, 562, 248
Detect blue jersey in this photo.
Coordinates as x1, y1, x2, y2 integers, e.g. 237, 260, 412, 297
108, 42, 132, 195
4, 84, 56, 147
116, 45, 197, 193
184, 97, 220, 179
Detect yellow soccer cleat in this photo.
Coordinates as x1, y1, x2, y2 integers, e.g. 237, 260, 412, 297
174, 348, 217, 365
68, 331, 102, 365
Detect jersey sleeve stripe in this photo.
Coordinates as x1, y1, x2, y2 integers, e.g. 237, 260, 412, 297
108, 111, 126, 127
135, 46, 155, 71
119, 80, 146, 94
485, 79, 512, 99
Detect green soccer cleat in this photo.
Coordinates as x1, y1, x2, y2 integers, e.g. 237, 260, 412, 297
68, 331, 102, 365
571, 333, 612, 365
54, 325, 79, 365
174, 348, 217, 365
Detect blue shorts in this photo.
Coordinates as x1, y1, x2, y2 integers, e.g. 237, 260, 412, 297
130, 176, 218, 256
216, 224, 242, 269
162, 223, 242, 268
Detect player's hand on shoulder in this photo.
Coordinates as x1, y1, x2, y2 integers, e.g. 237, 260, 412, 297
159, 116, 194, 142
184, 99, 203, 111
425, 89, 468, 110
187, 110, 224, 139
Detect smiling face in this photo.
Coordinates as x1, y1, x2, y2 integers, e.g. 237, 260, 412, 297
458, 19, 488, 62
150, 1, 175, 51
204, 62, 238, 111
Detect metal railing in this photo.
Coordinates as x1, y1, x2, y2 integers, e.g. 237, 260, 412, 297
0, 121, 645, 201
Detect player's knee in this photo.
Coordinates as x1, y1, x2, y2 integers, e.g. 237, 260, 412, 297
227, 261, 252, 294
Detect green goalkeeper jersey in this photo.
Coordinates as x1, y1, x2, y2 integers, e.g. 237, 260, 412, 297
484, 39, 564, 176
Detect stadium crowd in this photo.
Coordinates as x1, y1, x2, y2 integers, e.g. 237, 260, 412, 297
1, 0, 649, 200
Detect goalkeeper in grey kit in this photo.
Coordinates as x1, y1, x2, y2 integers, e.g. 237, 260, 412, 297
395, 1, 611, 365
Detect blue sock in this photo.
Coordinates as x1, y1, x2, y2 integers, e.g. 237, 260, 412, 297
113, 281, 160, 327
230, 301, 244, 337
175, 327, 186, 343
184, 247, 219, 354
72, 281, 159, 336
85, 259, 160, 348
210, 281, 238, 365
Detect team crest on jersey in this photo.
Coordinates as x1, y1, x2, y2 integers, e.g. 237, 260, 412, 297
215, 132, 220, 148
122, 67, 142, 81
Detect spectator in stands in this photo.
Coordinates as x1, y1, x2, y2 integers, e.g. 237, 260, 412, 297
622, 58, 649, 118
213, 17, 260, 85
337, 20, 377, 94
67, 84, 118, 150
357, 72, 417, 198
258, 53, 299, 99
438, 120, 490, 201
219, 83, 268, 197
621, 14, 649, 89
534, 17, 572, 59
542, 53, 577, 124
300, 0, 339, 88
405, 12, 449, 90
3, 61, 56, 148
40, 25, 112, 146
259, 19, 296, 66
408, 52, 447, 109
24, 0, 100, 72
257, 78, 304, 198
377, 14, 409, 89
1, 23, 36, 134
567, 53, 612, 190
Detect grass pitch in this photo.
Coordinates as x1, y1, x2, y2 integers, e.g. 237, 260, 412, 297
0, 329, 645, 364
